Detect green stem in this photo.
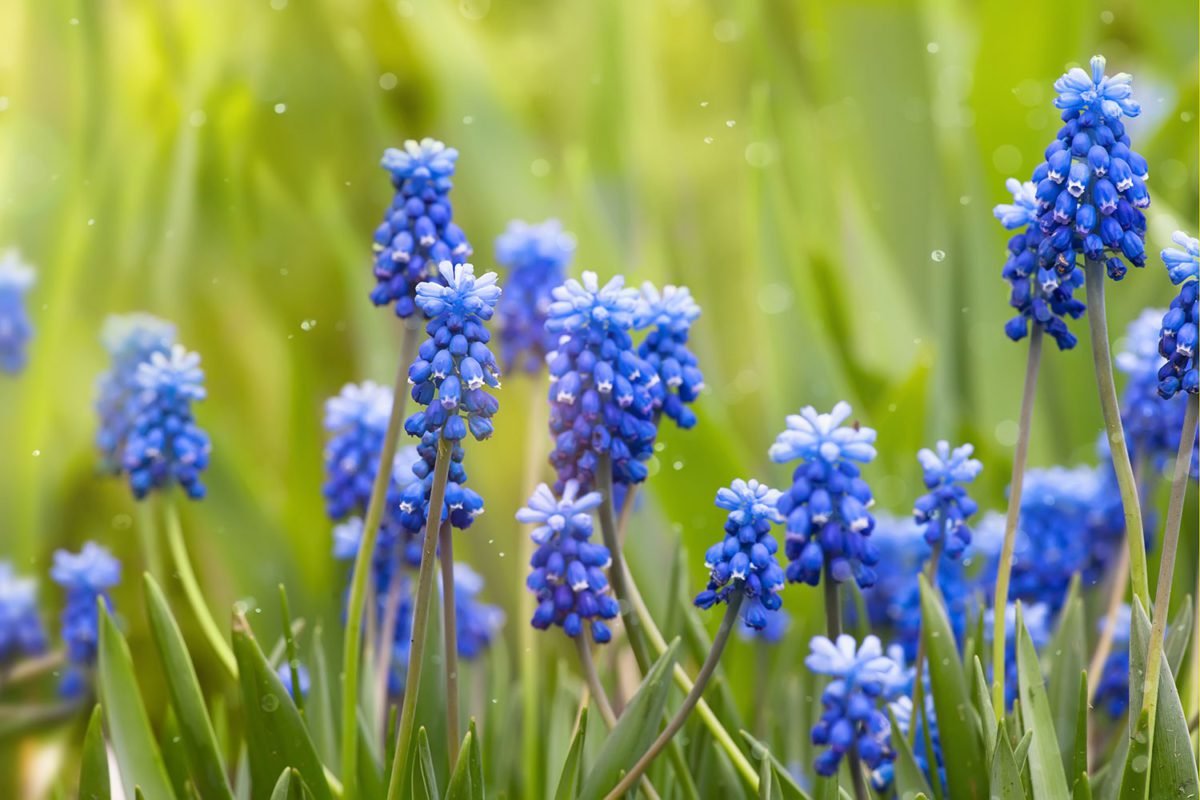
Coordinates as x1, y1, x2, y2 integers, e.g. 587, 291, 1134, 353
603, 595, 744, 800
1084, 259, 1150, 609
135, 501, 163, 579
909, 535, 944, 747
0, 650, 64, 689
339, 325, 416, 797
1139, 394, 1199, 763
518, 396, 549, 794
595, 455, 652, 672
385, 438, 452, 800
823, 570, 868, 800
279, 584, 305, 717
992, 325, 1042, 718
164, 498, 237, 680
439, 521, 461, 765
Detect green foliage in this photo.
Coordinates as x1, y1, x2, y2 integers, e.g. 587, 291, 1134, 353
78, 706, 110, 800
1016, 604, 1070, 799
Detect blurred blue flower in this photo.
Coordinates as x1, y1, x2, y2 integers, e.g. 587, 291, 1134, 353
770, 402, 881, 588
1094, 604, 1131, 719
913, 441, 983, 559
738, 608, 790, 644
451, 563, 505, 659
122, 345, 212, 500
519, 481, 619, 643
875, 695, 945, 794
277, 662, 311, 700
371, 139, 472, 318
495, 219, 575, 374
96, 313, 177, 473
0, 250, 35, 375
636, 283, 704, 429
0, 562, 46, 664
545, 272, 659, 492
1157, 231, 1199, 398
985, 601, 1051, 708
51, 543, 121, 696
694, 479, 786, 630
323, 381, 394, 519
806, 634, 899, 777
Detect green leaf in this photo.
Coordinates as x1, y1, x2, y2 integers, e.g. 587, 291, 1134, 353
357, 709, 385, 799
1013, 731, 1033, 772
553, 707, 588, 800
79, 705, 110, 800
269, 768, 310, 800
1073, 772, 1093, 800
97, 605, 176, 800
577, 639, 680, 800
1146, 618, 1199, 798
446, 729, 474, 800
972, 657, 998, 760
144, 574, 235, 800
413, 728, 442, 800
919, 575, 987, 799
467, 718, 484, 800
1165, 598, 1193, 677
889, 708, 935, 800
989, 724, 1026, 800
739, 731, 813, 800
758, 753, 779, 800
1015, 604, 1070, 800
1117, 599, 1154, 800
1072, 671, 1088, 792
1044, 578, 1085, 780
231, 612, 332, 800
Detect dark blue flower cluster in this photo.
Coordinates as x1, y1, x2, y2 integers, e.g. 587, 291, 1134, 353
806, 634, 900, 777
913, 441, 982, 559
96, 314, 177, 473
122, 345, 212, 500
396, 434, 485, 539
1094, 604, 1131, 719
0, 250, 35, 375
494, 219, 575, 374
636, 284, 704, 429
322, 381, 396, 519
985, 602, 1050, 709
1157, 231, 1198, 398
519, 481, 620, 643
694, 479, 786, 630
0, 562, 46, 664
769, 402, 880, 588
371, 139, 472, 318
874, 695, 945, 794
50, 543, 121, 697
451, 563, 505, 659
545, 272, 660, 492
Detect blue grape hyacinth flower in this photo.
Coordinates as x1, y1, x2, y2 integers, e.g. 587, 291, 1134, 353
913, 441, 983, 559
875, 695, 945, 794
95, 313, 177, 474
1094, 604, 1131, 719
770, 402, 881, 588
51, 542, 121, 696
122, 344, 212, 500
636, 283, 704, 429
806, 634, 899, 778
277, 662, 311, 699
372, 139, 472, 318
451, 563, 505, 659
694, 479, 786, 630
545, 272, 660, 492
0, 562, 47, 664
1157, 231, 1199, 398
519, 480, 620, 643
0, 250, 35, 374
494, 219, 575, 374
323, 381, 394, 519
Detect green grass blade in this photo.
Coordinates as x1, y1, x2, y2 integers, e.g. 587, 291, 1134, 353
467, 718, 484, 800
1147, 622, 1199, 798
990, 723, 1026, 800
739, 731, 813, 800
553, 707, 588, 800
758, 753, 784, 800
413, 727, 442, 800
889, 708, 935, 800
445, 729, 474, 800
79, 705, 110, 800
1015, 604, 1070, 800
973, 657, 998, 760
1073, 671, 1088, 793
1045, 578, 1084, 779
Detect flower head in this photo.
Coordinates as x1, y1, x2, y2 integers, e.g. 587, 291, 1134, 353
1094, 604, 1132, 719
768, 402, 877, 465
1157, 231, 1199, 398
520, 481, 619, 643
637, 283, 704, 429
0, 250, 35, 374
0, 562, 46, 663
694, 479, 785, 629
51, 542, 121, 696
451, 563, 505, 659
993, 179, 1039, 230
96, 313, 177, 472
122, 345, 212, 500
913, 441, 983, 559
371, 139, 472, 318
495, 219, 575, 374
1053, 55, 1140, 121
1161, 231, 1199, 286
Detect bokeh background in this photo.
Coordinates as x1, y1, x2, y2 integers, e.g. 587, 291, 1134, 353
0, 0, 1196, 793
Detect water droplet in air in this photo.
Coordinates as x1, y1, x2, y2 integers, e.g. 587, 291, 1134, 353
725, 119, 736, 128
300, 319, 317, 331
926, 42, 940, 54
274, 103, 287, 114
931, 249, 946, 262
31, 449, 40, 457
703, 137, 714, 144
379, 73, 398, 91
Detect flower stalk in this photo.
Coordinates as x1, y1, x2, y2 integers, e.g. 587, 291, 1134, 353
439, 521, 461, 764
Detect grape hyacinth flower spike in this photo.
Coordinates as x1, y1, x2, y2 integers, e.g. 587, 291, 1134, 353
912, 441, 982, 560
95, 313, 176, 473
371, 139, 471, 317
1157, 231, 1198, 399
450, 563, 505, 659
0, 250, 35, 375
494, 219, 575, 374
0, 562, 47, 665
636, 283, 704, 429
51, 542, 121, 697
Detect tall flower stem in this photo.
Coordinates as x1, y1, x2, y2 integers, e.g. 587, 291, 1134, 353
438, 521, 460, 764
603, 595, 744, 800
908, 536, 944, 746
595, 454, 652, 671
385, 438, 452, 800
163, 497, 237, 680
1139, 395, 1199, 758
518, 396, 549, 791
822, 567, 869, 800
340, 324, 418, 797
1084, 259, 1150, 609
991, 325, 1043, 718
135, 502, 163, 579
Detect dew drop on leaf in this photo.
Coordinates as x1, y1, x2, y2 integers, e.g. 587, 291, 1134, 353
931, 249, 946, 262
261, 694, 279, 712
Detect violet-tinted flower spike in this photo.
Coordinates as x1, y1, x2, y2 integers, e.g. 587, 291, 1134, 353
95, 313, 177, 473
1157, 231, 1199, 398
0, 562, 47, 664
51, 543, 121, 696
637, 283, 704, 429
0, 250, 35, 375
495, 219, 575, 374
452, 563, 505, 659
912, 441, 983, 559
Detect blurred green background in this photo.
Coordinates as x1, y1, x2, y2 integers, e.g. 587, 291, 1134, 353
0, 0, 1196, 791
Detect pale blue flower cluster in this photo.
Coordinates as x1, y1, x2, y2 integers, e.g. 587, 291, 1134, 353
451, 563, 506, 659
913, 441, 983, 558
495, 219, 575, 374
51, 543, 121, 696
0, 562, 46, 664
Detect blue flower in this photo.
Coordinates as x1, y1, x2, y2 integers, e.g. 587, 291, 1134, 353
451, 563, 505, 659
95, 314, 177, 473
519, 481, 619, 643
51, 542, 121, 696
984, 602, 1050, 709
1157, 231, 1199, 398
1094, 604, 1131, 719
1053, 56, 1140, 121
636, 283, 704, 429
738, 608, 790, 644
770, 402, 880, 588
545, 272, 660, 492
371, 139, 472, 318
875, 695, 945, 794
495, 219, 575, 374
992, 179, 1039, 230
806, 634, 899, 777
122, 345, 212, 500
277, 662, 311, 699
0, 250, 35, 375
913, 441, 983, 559
694, 479, 785, 630
0, 562, 46, 664
323, 381, 394, 519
